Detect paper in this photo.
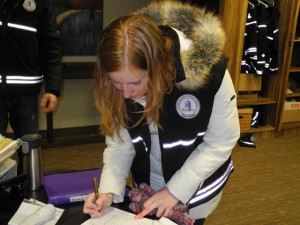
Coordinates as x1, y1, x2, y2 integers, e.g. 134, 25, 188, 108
157, 217, 178, 225
0, 157, 16, 177
81, 207, 177, 225
0, 139, 22, 164
8, 198, 64, 225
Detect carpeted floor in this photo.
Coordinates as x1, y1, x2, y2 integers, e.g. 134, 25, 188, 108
41, 134, 300, 225
205, 135, 300, 225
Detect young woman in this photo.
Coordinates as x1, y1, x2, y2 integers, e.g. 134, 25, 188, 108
83, 1, 240, 224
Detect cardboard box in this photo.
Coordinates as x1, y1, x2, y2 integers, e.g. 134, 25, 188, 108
284, 102, 300, 110
238, 108, 253, 131
281, 109, 300, 123
238, 73, 262, 91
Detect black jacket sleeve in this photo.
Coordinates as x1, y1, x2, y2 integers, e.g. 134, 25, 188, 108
38, 1, 62, 97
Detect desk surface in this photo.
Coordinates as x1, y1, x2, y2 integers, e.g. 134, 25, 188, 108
0, 186, 132, 225
0, 187, 88, 225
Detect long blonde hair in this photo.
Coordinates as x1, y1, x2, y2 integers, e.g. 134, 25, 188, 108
94, 15, 176, 139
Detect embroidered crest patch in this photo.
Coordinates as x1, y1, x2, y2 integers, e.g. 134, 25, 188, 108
23, 0, 36, 12
176, 94, 200, 119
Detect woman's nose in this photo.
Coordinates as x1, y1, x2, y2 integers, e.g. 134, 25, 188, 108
122, 85, 132, 99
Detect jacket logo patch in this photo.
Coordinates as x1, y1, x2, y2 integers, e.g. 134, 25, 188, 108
176, 94, 200, 119
23, 0, 36, 12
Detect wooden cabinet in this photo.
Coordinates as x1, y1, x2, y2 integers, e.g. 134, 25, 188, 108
277, 0, 300, 129
219, 0, 278, 136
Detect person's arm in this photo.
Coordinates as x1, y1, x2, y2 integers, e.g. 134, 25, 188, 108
167, 70, 240, 203
84, 129, 135, 217
99, 128, 136, 203
38, 2, 62, 112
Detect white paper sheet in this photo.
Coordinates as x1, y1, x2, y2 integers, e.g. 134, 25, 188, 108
8, 198, 64, 225
81, 207, 177, 225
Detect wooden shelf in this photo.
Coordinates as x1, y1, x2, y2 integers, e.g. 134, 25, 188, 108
277, 0, 300, 130
281, 121, 300, 129
237, 96, 276, 106
286, 93, 300, 98
289, 66, 300, 72
240, 125, 275, 134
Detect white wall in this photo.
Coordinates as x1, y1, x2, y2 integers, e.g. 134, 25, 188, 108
39, 79, 100, 130
103, 0, 149, 27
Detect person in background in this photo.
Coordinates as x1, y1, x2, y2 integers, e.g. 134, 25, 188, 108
83, 1, 240, 224
0, 0, 62, 174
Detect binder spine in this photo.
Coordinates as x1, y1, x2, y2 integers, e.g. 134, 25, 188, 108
48, 193, 89, 205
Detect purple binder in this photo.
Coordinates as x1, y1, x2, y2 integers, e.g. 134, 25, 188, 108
44, 169, 101, 205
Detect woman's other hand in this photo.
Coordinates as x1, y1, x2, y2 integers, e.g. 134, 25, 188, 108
134, 187, 179, 219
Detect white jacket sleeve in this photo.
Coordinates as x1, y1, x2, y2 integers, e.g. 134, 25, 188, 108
99, 128, 136, 203
167, 70, 240, 204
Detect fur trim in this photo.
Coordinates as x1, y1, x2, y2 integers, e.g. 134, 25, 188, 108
133, 1, 226, 89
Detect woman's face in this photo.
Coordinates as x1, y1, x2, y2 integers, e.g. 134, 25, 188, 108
108, 67, 148, 100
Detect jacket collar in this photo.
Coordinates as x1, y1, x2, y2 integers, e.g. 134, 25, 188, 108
134, 1, 226, 89
159, 25, 186, 83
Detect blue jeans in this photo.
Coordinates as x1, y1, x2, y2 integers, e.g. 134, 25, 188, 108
0, 93, 39, 174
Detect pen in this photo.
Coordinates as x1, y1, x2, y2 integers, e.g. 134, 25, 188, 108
93, 176, 102, 217
93, 176, 99, 200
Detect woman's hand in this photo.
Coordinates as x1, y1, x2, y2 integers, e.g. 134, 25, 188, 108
83, 192, 114, 217
134, 187, 179, 219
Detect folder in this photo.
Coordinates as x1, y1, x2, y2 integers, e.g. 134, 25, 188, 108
44, 169, 102, 205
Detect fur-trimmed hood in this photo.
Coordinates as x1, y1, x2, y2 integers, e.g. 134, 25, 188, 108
133, 1, 226, 89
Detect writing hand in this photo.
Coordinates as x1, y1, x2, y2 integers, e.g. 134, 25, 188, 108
83, 193, 114, 218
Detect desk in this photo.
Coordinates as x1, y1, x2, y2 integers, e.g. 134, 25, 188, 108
0, 186, 132, 225
0, 187, 87, 225
24, 187, 90, 225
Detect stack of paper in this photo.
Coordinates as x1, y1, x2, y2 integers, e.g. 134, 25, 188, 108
0, 135, 22, 182
0, 158, 16, 177
8, 198, 64, 225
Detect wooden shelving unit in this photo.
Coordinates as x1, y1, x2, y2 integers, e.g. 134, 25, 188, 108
219, 0, 278, 135
277, 0, 300, 130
